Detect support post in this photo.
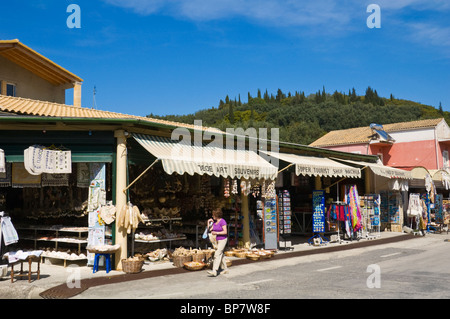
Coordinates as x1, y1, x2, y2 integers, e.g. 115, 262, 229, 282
241, 192, 250, 248
114, 130, 128, 270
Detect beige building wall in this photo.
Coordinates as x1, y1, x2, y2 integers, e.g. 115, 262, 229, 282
0, 55, 69, 103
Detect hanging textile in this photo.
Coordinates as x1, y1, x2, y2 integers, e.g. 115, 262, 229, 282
347, 185, 362, 232
1, 216, 19, 246
24, 145, 72, 175
12, 163, 41, 188
344, 204, 352, 237
42, 173, 69, 187
76, 163, 90, 188
88, 180, 106, 212
327, 204, 347, 222
0, 149, 5, 173
88, 163, 106, 212
0, 163, 11, 187
407, 193, 422, 217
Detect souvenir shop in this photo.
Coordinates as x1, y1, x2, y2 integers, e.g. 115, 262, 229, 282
123, 133, 279, 257
328, 158, 416, 238
407, 167, 450, 234
0, 130, 115, 267
259, 151, 380, 245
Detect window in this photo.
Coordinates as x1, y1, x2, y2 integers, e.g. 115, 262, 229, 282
6, 83, 16, 97
0, 81, 16, 97
443, 150, 449, 169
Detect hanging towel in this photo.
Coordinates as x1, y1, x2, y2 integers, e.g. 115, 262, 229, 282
0, 149, 5, 173
77, 163, 90, 188
0, 163, 11, 187
12, 163, 41, 188
1, 216, 19, 246
54, 150, 72, 173
42, 173, 69, 186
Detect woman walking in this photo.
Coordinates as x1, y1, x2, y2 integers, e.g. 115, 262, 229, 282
207, 208, 228, 277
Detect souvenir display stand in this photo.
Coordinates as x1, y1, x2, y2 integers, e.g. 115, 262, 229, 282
360, 194, 381, 239
278, 190, 293, 250
380, 191, 402, 232
431, 194, 446, 233
309, 190, 328, 245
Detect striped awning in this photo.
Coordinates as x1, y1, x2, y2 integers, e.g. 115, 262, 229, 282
331, 158, 412, 179
262, 151, 361, 178
132, 133, 278, 180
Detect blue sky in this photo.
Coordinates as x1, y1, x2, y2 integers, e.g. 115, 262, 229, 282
1, 0, 449, 117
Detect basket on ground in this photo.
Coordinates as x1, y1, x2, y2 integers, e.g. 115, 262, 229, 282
121, 258, 144, 274
246, 254, 260, 261
192, 253, 205, 263
234, 251, 248, 258
184, 261, 206, 271
173, 255, 192, 268
224, 251, 235, 257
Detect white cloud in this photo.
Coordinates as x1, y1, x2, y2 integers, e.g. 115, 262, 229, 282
408, 23, 450, 48
102, 0, 450, 50
102, 0, 358, 29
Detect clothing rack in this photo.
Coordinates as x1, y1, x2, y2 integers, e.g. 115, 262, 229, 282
330, 201, 347, 244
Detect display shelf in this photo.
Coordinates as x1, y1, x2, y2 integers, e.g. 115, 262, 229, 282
16, 225, 88, 254
360, 194, 381, 238
133, 217, 187, 253
278, 190, 291, 235
134, 236, 187, 244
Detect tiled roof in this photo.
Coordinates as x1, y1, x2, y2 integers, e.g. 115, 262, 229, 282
309, 118, 444, 147
0, 95, 205, 131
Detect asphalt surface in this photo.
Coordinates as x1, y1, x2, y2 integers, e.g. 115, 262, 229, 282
0, 231, 419, 299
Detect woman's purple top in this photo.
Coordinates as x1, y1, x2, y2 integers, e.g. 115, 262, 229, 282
212, 218, 227, 241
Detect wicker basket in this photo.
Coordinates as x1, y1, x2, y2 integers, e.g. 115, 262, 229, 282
246, 254, 260, 261
173, 255, 192, 268
121, 258, 144, 274
184, 262, 206, 271
235, 252, 248, 258
224, 251, 235, 257
192, 253, 205, 263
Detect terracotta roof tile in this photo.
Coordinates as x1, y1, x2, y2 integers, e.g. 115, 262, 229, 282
309, 118, 444, 147
0, 95, 213, 131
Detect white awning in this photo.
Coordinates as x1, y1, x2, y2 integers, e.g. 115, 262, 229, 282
331, 158, 412, 179
132, 133, 278, 180
262, 151, 361, 178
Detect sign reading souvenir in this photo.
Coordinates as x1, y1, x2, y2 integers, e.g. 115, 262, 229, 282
312, 190, 325, 233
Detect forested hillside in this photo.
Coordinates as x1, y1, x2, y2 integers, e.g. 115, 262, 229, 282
147, 86, 449, 145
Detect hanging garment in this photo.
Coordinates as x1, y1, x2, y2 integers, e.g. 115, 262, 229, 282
0, 149, 5, 173
0, 163, 11, 187
337, 205, 346, 221
344, 205, 352, 237
1, 216, 19, 246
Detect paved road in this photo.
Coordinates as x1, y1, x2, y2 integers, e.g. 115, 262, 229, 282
72, 233, 450, 300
